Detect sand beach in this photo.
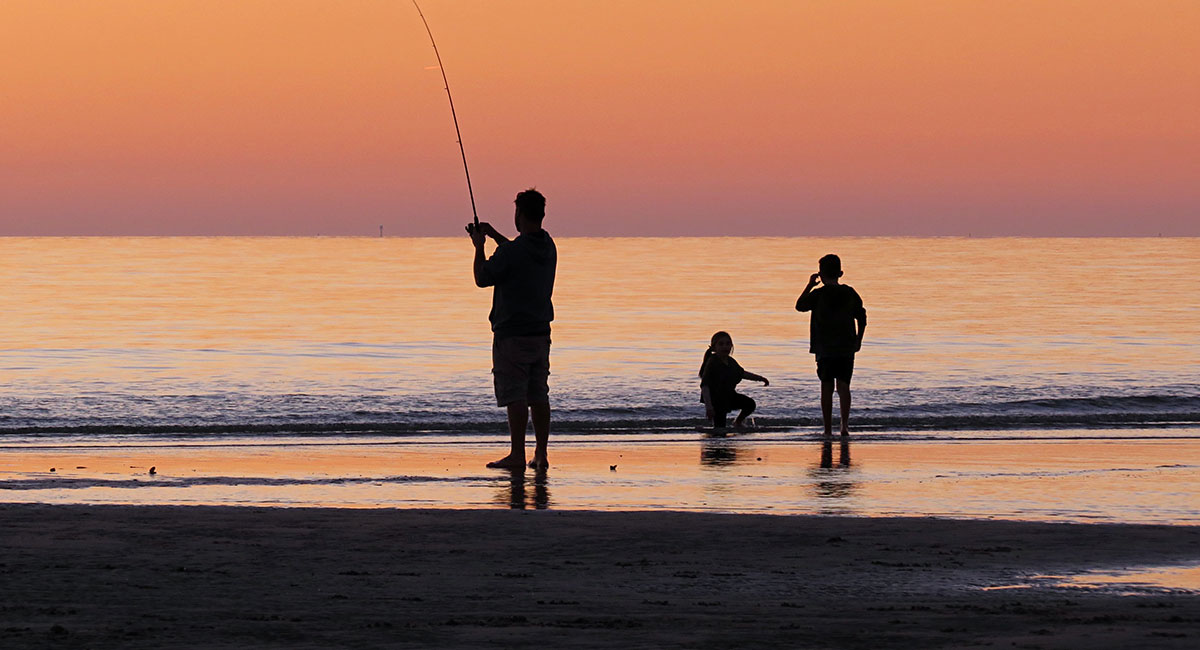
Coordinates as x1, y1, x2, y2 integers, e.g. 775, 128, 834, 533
3, 428, 1198, 647
3, 504, 1199, 648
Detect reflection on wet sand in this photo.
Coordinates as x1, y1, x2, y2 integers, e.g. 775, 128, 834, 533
5, 437, 1197, 523
699, 435, 741, 467
812, 437, 858, 508
820, 436, 851, 468
496, 468, 551, 510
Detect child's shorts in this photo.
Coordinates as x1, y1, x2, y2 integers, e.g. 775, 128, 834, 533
816, 355, 854, 383
492, 335, 551, 407
712, 393, 756, 428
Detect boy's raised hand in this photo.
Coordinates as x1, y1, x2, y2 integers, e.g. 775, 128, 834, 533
809, 272, 821, 287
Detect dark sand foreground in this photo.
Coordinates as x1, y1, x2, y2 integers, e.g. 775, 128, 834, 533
2, 505, 1199, 648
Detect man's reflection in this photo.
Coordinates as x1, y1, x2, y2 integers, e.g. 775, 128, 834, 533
497, 468, 551, 510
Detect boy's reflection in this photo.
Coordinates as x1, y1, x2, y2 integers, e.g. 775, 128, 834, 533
820, 436, 851, 468
812, 437, 857, 504
497, 468, 551, 510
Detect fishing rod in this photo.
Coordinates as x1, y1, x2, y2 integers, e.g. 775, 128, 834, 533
412, 0, 478, 226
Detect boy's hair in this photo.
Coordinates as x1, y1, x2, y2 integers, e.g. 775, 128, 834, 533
819, 254, 841, 275
515, 188, 546, 222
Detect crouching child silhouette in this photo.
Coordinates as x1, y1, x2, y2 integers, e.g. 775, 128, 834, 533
699, 331, 769, 430
795, 254, 866, 437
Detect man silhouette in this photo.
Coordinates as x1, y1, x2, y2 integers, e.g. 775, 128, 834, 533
467, 189, 557, 470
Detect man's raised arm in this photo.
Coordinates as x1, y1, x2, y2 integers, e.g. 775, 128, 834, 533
468, 221, 510, 287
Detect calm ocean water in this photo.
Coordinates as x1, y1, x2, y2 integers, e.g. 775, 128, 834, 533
1, 236, 1197, 438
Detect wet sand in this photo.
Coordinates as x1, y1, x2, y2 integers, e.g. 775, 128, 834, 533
4, 435, 1199, 524
2, 504, 1199, 648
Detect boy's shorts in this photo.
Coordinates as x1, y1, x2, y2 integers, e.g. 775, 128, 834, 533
816, 355, 854, 383
492, 335, 551, 407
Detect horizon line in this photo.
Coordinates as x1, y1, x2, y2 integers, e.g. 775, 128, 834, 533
0, 233, 1194, 240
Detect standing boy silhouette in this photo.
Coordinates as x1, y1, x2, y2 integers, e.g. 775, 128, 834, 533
795, 254, 866, 437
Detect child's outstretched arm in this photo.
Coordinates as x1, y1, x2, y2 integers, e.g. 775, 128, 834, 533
743, 371, 770, 387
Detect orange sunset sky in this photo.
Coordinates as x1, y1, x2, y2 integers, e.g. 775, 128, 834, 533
2, 0, 1197, 236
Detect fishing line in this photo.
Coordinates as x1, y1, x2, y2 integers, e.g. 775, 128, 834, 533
412, 1, 478, 225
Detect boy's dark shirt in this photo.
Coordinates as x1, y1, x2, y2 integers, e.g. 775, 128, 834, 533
476, 230, 557, 340
796, 284, 866, 359
701, 356, 745, 409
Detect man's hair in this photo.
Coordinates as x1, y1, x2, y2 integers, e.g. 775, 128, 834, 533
515, 188, 546, 222
819, 254, 841, 275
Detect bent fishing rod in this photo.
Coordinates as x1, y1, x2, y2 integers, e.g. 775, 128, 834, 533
412, 0, 478, 226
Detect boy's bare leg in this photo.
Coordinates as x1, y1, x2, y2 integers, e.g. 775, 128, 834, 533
836, 379, 852, 436
529, 402, 550, 469
487, 400, 528, 469
820, 379, 835, 437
